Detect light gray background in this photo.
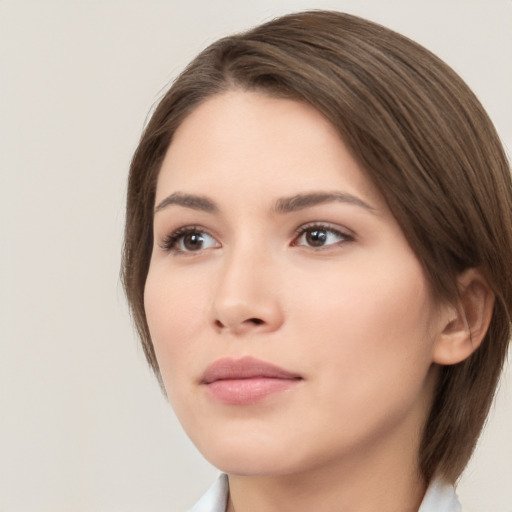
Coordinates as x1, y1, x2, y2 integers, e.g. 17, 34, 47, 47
1, 1, 511, 511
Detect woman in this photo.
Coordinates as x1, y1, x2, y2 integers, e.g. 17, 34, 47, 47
122, 11, 512, 512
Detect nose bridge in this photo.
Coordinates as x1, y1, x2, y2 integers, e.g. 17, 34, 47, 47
210, 233, 282, 333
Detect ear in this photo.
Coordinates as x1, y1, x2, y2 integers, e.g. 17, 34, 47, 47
433, 268, 495, 365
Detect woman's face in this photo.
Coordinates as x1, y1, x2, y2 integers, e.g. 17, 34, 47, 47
145, 90, 447, 477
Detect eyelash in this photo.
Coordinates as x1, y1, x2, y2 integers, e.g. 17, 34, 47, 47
159, 223, 354, 254
159, 226, 217, 254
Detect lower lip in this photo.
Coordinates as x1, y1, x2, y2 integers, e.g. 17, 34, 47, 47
205, 377, 299, 405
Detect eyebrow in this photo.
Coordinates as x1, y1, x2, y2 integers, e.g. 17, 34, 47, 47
154, 192, 219, 214
154, 190, 375, 215
273, 191, 376, 214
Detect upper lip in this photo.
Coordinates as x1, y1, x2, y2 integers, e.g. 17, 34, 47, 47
201, 356, 302, 384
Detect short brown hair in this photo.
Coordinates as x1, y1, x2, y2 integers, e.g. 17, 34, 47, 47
122, 10, 512, 483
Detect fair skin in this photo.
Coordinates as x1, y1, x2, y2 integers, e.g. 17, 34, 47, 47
144, 90, 483, 512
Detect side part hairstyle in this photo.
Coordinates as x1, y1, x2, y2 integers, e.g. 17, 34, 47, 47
122, 11, 512, 483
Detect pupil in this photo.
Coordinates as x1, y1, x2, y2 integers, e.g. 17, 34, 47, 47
184, 232, 203, 250
307, 229, 327, 247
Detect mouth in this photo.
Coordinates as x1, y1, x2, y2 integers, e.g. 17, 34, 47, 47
200, 356, 303, 405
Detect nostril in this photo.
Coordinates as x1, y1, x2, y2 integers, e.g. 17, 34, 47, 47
213, 316, 265, 331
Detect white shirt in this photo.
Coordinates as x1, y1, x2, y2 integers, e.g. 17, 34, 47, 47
189, 474, 462, 512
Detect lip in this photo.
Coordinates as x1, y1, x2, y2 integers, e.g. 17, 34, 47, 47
201, 356, 302, 405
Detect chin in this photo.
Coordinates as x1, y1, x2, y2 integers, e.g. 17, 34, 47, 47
208, 455, 293, 477
196, 435, 301, 477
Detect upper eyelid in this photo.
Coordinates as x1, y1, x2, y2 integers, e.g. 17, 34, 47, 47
294, 221, 355, 237
158, 224, 220, 241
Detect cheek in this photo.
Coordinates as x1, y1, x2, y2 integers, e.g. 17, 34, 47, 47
144, 265, 210, 375
288, 257, 437, 442
292, 253, 436, 380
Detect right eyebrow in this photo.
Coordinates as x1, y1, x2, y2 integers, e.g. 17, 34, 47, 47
273, 191, 376, 214
154, 192, 219, 214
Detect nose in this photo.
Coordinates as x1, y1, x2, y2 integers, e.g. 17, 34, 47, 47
210, 242, 284, 336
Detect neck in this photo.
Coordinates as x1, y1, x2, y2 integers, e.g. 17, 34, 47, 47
226, 416, 428, 512
227, 459, 426, 512
227, 464, 426, 512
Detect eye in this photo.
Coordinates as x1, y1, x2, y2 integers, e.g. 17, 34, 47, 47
161, 227, 220, 254
293, 224, 353, 249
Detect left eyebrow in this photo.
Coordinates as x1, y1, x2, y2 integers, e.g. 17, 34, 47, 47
154, 192, 219, 214
273, 191, 376, 214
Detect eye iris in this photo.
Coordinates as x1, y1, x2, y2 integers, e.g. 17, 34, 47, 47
183, 232, 204, 251
306, 229, 327, 247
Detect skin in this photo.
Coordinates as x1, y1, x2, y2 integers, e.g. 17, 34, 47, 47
144, 90, 463, 512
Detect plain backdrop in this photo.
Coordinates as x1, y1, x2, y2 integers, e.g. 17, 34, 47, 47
1, 1, 511, 511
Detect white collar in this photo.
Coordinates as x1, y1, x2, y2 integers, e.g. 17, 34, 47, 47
418, 478, 462, 512
189, 473, 462, 512
189, 474, 229, 512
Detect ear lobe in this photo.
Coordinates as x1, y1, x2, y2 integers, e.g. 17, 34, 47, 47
433, 268, 495, 366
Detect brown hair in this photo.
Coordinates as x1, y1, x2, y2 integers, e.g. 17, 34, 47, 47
122, 10, 512, 483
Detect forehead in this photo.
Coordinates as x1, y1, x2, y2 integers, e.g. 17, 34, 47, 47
155, 90, 384, 210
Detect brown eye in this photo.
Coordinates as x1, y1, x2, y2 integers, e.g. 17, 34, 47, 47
294, 225, 351, 249
182, 232, 206, 251
305, 229, 328, 247
161, 228, 220, 253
